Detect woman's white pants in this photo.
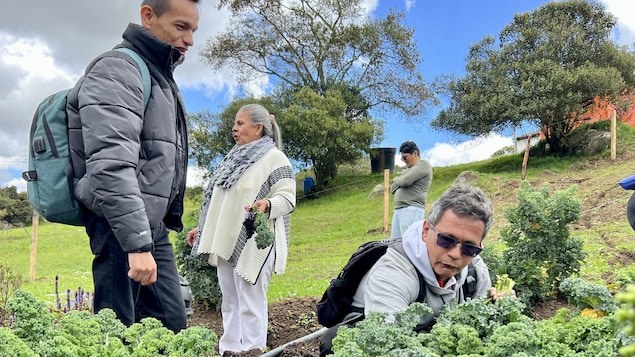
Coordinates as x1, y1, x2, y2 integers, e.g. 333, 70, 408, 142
217, 249, 275, 354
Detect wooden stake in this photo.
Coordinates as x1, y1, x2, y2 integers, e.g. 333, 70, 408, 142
611, 109, 617, 161
30, 210, 39, 282
521, 136, 531, 180
383, 169, 390, 234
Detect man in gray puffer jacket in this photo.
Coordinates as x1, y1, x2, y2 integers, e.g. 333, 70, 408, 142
66, 0, 200, 332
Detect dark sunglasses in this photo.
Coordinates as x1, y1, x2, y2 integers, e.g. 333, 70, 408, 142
429, 224, 482, 257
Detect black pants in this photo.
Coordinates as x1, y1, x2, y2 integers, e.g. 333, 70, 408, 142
85, 212, 187, 333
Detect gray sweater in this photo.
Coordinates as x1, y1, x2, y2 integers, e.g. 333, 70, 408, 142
391, 159, 433, 209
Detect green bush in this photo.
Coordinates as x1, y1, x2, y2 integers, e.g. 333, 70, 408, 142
173, 228, 222, 311
0, 186, 31, 226
501, 182, 586, 308
616, 285, 635, 356
0, 263, 21, 310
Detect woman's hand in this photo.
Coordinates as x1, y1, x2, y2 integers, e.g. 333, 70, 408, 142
246, 199, 270, 214
186, 227, 199, 247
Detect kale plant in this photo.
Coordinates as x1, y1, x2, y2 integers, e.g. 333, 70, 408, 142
501, 183, 586, 308
559, 277, 617, 315
174, 227, 222, 311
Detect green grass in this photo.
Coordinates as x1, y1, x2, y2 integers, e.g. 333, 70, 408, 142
3, 122, 635, 307
1, 223, 92, 304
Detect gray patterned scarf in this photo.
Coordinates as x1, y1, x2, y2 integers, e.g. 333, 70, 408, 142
210, 136, 275, 190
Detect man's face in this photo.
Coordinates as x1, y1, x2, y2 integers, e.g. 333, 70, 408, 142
142, 0, 199, 60
400, 151, 419, 168
422, 209, 485, 282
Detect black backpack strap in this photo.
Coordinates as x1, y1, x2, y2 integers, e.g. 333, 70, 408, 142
463, 262, 477, 299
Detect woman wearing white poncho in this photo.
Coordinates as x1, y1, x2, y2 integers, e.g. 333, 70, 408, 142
187, 104, 296, 355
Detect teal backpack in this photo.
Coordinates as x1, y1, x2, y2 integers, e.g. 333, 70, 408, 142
21, 48, 151, 226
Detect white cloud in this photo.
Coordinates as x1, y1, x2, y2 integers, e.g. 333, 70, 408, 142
0, 1, 233, 191
422, 133, 512, 167
404, 0, 415, 12
602, 0, 635, 45
362, 0, 379, 14
4, 177, 26, 193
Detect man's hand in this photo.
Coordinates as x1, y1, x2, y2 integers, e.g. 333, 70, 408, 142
488, 287, 516, 301
488, 274, 516, 301
128, 252, 157, 286
186, 227, 198, 247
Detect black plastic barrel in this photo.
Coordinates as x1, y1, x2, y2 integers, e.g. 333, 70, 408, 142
370, 147, 396, 173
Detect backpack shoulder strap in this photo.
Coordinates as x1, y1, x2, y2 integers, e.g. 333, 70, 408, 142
387, 238, 427, 303
463, 262, 478, 299
114, 47, 151, 108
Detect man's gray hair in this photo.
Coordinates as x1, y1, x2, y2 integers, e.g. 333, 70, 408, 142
426, 184, 493, 239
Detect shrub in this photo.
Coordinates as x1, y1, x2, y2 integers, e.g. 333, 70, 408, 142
173, 228, 222, 311
0, 263, 21, 310
501, 182, 586, 308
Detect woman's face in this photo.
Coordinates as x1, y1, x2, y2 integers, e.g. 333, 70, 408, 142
232, 110, 262, 146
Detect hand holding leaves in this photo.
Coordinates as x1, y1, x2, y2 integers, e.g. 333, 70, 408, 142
243, 207, 274, 249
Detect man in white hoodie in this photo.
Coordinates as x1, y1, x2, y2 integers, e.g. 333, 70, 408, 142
320, 184, 506, 356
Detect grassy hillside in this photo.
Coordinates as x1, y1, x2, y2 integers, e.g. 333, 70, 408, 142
3, 123, 635, 305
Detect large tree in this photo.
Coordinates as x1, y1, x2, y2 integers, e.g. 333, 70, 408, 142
198, 0, 435, 181
0, 186, 31, 226
188, 86, 380, 185
432, 0, 635, 155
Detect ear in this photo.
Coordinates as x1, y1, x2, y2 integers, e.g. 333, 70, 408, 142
421, 220, 429, 243
140, 5, 153, 28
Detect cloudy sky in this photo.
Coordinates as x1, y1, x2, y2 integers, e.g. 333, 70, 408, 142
1, 0, 634, 190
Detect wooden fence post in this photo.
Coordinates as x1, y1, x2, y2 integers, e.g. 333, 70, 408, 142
611, 109, 617, 161
521, 136, 531, 181
383, 169, 390, 235
30, 210, 39, 282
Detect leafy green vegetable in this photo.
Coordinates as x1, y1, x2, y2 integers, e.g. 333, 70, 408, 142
6, 289, 56, 350
437, 295, 528, 339
2, 290, 219, 356
538, 307, 622, 355
331, 303, 433, 356
244, 206, 275, 249
559, 277, 617, 315
484, 321, 542, 357
254, 209, 275, 249
0, 327, 37, 356
421, 323, 484, 356
616, 285, 635, 356
494, 274, 515, 295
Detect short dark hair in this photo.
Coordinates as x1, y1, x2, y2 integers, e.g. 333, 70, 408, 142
142, 0, 200, 17
399, 141, 419, 155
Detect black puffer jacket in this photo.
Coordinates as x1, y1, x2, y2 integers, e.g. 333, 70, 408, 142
67, 23, 187, 252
